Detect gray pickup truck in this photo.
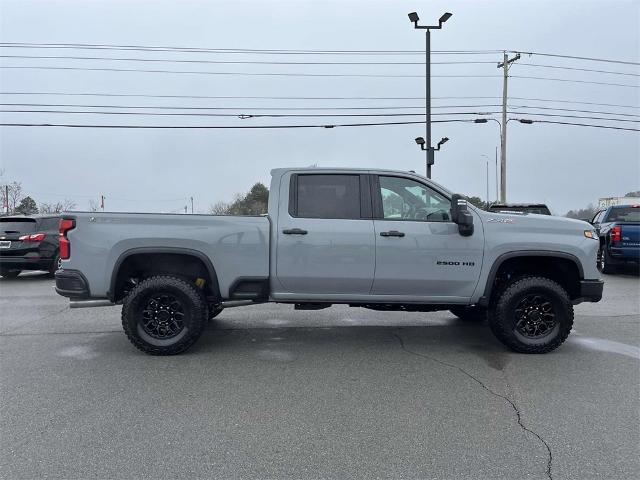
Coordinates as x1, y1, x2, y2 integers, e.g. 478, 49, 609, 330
55, 167, 603, 356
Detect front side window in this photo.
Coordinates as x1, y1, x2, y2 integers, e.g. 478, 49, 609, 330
378, 176, 451, 222
295, 174, 361, 219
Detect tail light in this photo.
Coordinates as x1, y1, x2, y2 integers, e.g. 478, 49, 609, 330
610, 226, 621, 243
19, 233, 46, 242
59, 218, 75, 259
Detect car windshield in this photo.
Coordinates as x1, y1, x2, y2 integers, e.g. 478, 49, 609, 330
605, 207, 640, 222
0, 218, 37, 234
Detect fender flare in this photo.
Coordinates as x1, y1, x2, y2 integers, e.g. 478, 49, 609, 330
108, 246, 221, 302
477, 250, 584, 306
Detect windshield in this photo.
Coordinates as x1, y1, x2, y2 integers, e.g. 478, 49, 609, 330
0, 218, 37, 234
605, 207, 640, 222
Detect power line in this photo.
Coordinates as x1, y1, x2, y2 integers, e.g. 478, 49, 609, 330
0, 109, 503, 118
0, 119, 476, 129
0, 65, 502, 79
510, 118, 639, 131
0, 102, 504, 111
510, 75, 638, 88
3, 109, 637, 124
1, 92, 637, 110
3, 65, 636, 86
516, 63, 640, 77
3, 54, 638, 77
511, 50, 640, 66
0, 54, 496, 66
2, 118, 638, 131
0, 42, 502, 55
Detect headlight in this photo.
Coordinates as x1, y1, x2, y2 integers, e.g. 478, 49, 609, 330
584, 230, 598, 240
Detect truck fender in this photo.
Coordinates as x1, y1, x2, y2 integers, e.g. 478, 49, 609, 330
108, 246, 221, 302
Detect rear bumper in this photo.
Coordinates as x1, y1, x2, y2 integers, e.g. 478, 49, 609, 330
574, 279, 604, 304
55, 269, 90, 299
608, 246, 640, 263
0, 256, 52, 271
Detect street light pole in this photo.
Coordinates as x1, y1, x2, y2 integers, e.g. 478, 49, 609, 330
408, 11, 452, 179
425, 29, 431, 179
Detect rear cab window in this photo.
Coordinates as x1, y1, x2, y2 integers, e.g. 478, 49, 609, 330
289, 174, 367, 219
0, 218, 37, 234
605, 206, 640, 223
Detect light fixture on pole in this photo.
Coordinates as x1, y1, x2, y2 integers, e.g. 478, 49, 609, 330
407, 10, 452, 179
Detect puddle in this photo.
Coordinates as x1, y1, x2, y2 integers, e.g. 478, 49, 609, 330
254, 348, 297, 362
569, 336, 640, 361
57, 345, 100, 360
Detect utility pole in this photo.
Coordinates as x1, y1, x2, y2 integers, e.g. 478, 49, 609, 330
100, 195, 105, 211
495, 146, 499, 202
4, 185, 8, 214
190, 197, 194, 214
497, 52, 520, 202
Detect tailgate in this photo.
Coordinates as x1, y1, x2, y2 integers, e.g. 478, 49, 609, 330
620, 223, 640, 247
0, 218, 37, 256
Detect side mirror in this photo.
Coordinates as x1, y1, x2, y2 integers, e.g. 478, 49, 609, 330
450, 194, 474, 237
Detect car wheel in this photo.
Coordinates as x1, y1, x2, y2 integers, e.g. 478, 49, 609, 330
449, 305, 487, 322
0, 269, 20, 279
49, 254, 62, 276
597, 246, 617, 274
489, 276, 573, 354
122, 275, 208, 355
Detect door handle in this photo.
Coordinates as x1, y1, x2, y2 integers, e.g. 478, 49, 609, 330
283, 228, 308, 235
380, 230, 405, 237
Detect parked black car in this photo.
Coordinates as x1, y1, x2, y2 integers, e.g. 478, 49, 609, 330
0, 215, 61, 278
487, 203, 552, 215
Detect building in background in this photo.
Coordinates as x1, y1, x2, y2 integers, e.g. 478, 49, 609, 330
598, 196, 640, 208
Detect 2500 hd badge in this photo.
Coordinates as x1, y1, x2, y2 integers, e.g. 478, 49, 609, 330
437, 260, 476, 266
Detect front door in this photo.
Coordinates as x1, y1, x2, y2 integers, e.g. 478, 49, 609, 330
371, 175, 484, 301
275, 173, 375, 296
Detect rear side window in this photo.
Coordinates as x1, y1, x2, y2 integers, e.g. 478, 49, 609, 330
292, 174, 361, 219
0, 218, 36, 234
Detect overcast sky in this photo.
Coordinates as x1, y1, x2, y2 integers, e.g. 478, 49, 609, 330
0, 0, 638, 214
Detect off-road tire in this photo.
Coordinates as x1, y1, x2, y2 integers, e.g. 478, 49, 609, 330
598, 246, 617, 274
122, 275, 208, 355
489, 276, 573, 354
449, 305, 487, 322
0, 269, 20, 278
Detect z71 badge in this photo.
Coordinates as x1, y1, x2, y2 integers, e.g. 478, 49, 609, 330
488, 217, 514, 223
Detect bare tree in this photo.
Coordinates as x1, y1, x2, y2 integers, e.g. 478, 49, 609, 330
209, 201, 230, 215
39, 199, 77, 214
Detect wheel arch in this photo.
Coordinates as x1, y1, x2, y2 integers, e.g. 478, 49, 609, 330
479, 251, 584, 306
109, 247, 221, 303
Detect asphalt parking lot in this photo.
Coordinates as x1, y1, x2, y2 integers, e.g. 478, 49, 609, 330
1, 271, 638, 480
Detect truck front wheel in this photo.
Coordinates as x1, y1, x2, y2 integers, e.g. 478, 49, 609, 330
122, 275, 208, 355
489, 276, 573, 354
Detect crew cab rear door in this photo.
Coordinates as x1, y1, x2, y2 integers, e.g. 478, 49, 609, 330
371, 174, 484, 300
274, 172, 375, 295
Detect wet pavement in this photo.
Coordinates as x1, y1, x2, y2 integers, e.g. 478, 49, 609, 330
1, 270, 638, 479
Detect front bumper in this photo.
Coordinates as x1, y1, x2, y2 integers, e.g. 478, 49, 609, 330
574, 279, 604, 304
55, 269, 90, 299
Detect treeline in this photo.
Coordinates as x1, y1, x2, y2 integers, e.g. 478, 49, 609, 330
0, 177, 76, 216
209, 183, 269, 215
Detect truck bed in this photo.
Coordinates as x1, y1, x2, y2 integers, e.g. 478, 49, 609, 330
62, 212, 270, 299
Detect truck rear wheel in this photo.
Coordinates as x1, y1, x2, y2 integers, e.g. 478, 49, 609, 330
449, 306, 487, 322
122, 275, 207, 355
489, 276, 573, 354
